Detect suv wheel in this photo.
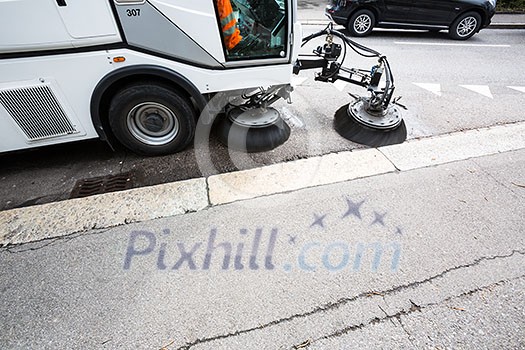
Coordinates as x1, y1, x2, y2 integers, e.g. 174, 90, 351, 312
449, 12, 481, 40
347, 9, 375, 37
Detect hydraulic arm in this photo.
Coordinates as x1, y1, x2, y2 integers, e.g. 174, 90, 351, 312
293, 22, 406, 146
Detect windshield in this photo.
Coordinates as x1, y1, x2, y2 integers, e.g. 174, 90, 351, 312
216, 0, 288, 61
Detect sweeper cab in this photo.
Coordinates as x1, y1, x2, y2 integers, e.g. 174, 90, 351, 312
0, 0, 406, 156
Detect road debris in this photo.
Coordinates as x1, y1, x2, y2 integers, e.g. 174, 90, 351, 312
294, 339, 311, 349
450, 306, 466, 311
160, 340, 174, 350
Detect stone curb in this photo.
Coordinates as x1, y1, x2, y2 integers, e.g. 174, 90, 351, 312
489, 23, 525, 29
1, 122, 524, 246
0, 178, 208, 246
208, 148, 395, 205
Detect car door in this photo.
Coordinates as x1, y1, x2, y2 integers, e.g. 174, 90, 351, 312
380, 0, 413, 23
405, 0, 456, 25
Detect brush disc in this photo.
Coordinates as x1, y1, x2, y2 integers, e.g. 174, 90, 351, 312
215, 107, 291, 153
334, 103, 407, 147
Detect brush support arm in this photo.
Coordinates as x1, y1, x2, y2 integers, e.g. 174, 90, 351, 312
294, 24, 395, 111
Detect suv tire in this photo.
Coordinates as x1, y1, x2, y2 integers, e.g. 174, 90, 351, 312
347, 9, 375, 37
449, 12, 482, 40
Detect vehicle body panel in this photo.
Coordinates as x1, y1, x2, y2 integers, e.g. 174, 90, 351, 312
326, 0, 496, 31
0, 0, 301, 154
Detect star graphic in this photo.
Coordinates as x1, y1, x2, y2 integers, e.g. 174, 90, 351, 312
395, 227, 403, 235
371, 211, 387, 226
288, 235, 297, 244
310, 213, 327, 228
342, 198, 365, 220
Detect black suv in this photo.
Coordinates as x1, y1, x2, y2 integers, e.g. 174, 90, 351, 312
326, 0, 497, 40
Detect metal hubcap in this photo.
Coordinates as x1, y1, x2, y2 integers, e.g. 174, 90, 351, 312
347, 98, 402, 131
354, 14, 372, 34
127, 102, 179, 146
228, 107, 281, 128
457, 16, 477, 37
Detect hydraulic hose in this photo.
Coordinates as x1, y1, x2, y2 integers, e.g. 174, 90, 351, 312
301, 23, 395, 109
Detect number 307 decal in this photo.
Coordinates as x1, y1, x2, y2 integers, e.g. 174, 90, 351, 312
126, 9, 141, 17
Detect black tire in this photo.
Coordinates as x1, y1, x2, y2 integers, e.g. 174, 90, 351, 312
108, 84, 196, 156
449, 12, 481, 40
347, 9, 375, 37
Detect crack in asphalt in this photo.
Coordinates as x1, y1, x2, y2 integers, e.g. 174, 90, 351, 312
472, 157, 525, 198
377, 149, 401, 172
2, 228, 112, 253
315, 274, 525, 344
175, 249, 525, 350
395, 316, 416, 348
204, 178, 212, 207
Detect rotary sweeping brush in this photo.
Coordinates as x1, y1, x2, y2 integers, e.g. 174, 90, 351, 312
295, 22, 407, 147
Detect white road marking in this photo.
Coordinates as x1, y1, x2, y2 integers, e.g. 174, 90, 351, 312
460, 85, 493, 99
413, 83, 442, 96
508, 86, 525, 93
394, 41, 511, 48
333, 80, 347, 91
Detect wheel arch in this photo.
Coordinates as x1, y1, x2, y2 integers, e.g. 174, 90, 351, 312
90, 65, 207, 145
451, 8, 486, 29
348, 6, 379, 26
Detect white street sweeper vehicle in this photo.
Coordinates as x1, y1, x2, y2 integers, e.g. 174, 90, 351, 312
0, 0, 406, 156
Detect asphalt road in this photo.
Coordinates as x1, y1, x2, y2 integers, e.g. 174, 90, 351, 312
1, 149, 524, 349
1, 28, 524, 211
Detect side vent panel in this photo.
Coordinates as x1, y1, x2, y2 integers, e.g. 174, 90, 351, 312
0, 84, 78, 141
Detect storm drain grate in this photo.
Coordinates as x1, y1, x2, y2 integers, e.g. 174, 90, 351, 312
70, 172, 134, 199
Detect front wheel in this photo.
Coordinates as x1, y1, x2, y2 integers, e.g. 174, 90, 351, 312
347, 9, 375, 37
449, 12, 481, 40
108, 84, 196, 156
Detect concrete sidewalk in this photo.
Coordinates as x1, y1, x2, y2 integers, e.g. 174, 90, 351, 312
490, 13, 525, 28
0, 123, 524, 349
